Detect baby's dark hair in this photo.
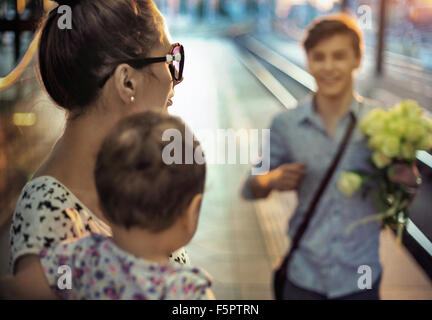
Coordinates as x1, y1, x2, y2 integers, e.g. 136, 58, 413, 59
38, 0, 165, 117
94, 111, 206, 232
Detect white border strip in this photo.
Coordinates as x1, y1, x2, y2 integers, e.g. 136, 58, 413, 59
417, 150, 432, 168
406, 219, 432, 256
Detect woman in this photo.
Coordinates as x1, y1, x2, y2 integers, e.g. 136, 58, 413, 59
9, 0, 189, 277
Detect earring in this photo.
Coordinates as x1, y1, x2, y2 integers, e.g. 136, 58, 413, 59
130, 96, 135, 103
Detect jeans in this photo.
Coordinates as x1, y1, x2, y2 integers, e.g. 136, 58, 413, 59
282, 275, 382, 300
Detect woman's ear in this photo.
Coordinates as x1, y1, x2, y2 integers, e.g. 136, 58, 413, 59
113, 63, 137, 105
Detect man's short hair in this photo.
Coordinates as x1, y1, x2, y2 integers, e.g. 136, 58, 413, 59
94, 111, 206, 232
303, 13, 363, 57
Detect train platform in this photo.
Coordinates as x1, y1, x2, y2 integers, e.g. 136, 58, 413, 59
1, 30, 431, 299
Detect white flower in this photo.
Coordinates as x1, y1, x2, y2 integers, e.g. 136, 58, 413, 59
337, 172, 363, 197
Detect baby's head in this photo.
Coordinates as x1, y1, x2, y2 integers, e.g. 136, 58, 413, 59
94, 111, 206, 250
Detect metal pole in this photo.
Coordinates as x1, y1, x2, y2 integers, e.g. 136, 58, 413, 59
14, 1, 21, 63
341, 0, 349, 13
376, 0, 387, 76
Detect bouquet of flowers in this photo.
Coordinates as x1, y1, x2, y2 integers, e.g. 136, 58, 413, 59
337, 100, 432, 243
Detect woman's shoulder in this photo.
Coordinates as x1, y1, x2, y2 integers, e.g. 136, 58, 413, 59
14, 175, 100, 224
9, 176, 106, 272
12, 175, 78, 240
15, 175, 74, 213
11, 175, 110, 239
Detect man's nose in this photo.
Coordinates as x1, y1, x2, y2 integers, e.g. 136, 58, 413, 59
323, 57, 335, 71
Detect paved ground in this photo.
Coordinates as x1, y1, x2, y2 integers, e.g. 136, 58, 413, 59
168, 37, 281, 299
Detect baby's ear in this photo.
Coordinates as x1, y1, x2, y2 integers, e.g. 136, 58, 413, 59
191, 193, 203, 216
183, 193, 203, 233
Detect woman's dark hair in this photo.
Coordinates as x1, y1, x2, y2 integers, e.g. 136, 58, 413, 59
38, 0, 165, 117
94, 111, 206, 232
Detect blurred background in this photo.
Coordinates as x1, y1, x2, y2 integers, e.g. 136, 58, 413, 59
0, 0, 431, 299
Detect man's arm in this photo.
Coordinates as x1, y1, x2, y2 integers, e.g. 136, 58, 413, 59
248, 162, 307, 198
0, 255, 58, 300
243, 114, 307, 199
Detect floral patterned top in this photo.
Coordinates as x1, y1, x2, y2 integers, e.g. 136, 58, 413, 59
39, 233, 212, 300
9, 176, 190, 273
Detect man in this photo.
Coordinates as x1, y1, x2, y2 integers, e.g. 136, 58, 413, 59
242, 14, 418, 300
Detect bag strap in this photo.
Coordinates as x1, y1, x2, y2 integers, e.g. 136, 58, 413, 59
277, 106, 358, 276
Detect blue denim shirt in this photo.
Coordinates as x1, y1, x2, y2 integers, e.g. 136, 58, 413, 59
242, 94, 383, 298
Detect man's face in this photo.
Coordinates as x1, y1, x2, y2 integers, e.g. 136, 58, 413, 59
306, 33, 361, 99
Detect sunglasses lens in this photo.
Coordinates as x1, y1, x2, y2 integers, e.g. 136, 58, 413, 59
171, 45, 182, 80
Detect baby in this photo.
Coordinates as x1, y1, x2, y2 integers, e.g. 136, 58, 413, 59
0, 111, 213, 300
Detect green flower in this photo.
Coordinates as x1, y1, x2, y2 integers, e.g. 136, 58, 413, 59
404, 121, 427, 143
368, 134, 386, 150
394, 100, 423, 119
360, 109, 388, 136
379, 135, 400, 158
388, 105, 403, 118
337, 172, 363, 197
400, 142, 416, 161
416, 134, 432, 151
372, 152, 391, 168
421, 117, 432, 132
386, 117, 406, 138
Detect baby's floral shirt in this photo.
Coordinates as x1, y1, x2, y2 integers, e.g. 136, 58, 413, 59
40, 234, 212, 300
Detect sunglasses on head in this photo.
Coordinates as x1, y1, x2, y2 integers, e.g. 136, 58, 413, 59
98, 43, 184, 88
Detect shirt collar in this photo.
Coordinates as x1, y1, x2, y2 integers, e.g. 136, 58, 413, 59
298, 92, 363, 125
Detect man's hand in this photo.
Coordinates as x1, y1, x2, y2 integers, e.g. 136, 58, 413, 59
268, 162, 307, 191
248, 162, 307, 198
388, 162, 421, 204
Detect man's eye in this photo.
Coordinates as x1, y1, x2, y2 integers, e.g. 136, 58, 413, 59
312, 54, 324, 61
